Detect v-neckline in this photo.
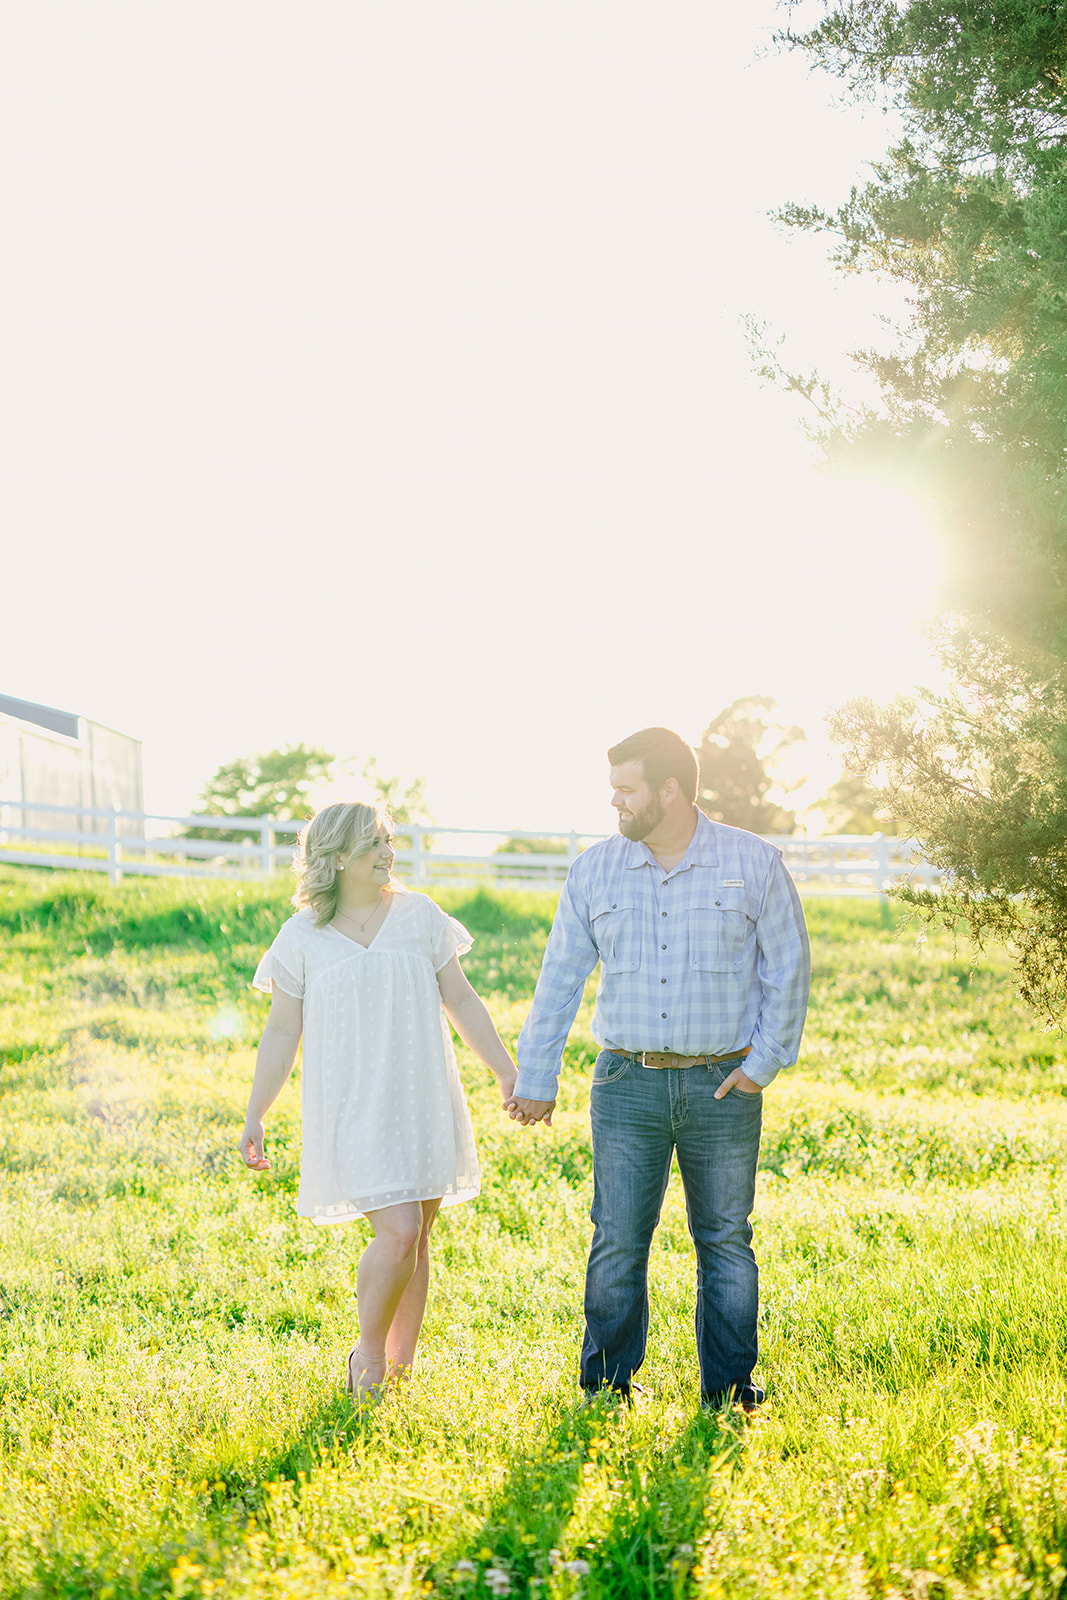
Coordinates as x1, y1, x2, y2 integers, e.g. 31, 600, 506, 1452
327, 894, 395, 951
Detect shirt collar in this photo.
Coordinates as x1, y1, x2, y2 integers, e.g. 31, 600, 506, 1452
622, 808, 720, 872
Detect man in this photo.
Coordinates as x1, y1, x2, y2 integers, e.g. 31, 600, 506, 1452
511, 727, 809, 1410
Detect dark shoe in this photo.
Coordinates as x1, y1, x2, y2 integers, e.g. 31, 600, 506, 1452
702, 1382, 765, 1415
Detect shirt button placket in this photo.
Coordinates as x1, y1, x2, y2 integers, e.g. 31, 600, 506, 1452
656, 885, 669, 1043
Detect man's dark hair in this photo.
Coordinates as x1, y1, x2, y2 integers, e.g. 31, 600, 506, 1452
607, 727, 698, 804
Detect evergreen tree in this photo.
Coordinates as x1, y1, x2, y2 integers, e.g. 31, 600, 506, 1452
775, 1, 1067, 661
774, 1, 1067, 1021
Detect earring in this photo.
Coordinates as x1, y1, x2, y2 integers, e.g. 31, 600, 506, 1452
337, 862, 344, 871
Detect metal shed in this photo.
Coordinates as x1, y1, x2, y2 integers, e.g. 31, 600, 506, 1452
0, 694, 144, 837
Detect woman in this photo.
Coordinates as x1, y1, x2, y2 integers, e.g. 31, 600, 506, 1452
239, 801, 519, 1403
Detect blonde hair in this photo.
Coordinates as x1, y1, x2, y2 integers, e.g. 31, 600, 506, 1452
292, 801, 393, 927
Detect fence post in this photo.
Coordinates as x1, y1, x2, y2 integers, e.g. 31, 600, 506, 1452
411, 823, 423, 884
108, 806, 123, 885
260, 818, 273, 879
874, 832, 889, 892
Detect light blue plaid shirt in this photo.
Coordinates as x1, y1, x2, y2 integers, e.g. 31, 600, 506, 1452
515, 809, 810, 1099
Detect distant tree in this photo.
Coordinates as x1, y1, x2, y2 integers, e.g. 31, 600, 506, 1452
185, 749, 431, 847
490, 836, 572, 881
184, 744, 335, 843
695, 697, 804, 835
810, 773, 898, 837
493, 837, 569, 854
360, 759, 431, 826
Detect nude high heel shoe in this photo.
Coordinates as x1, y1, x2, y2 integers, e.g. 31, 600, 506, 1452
346, 1344, 388, 1406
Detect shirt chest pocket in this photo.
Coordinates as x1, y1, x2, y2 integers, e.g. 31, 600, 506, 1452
591, 902, 642, 973
688, 896, 751, 973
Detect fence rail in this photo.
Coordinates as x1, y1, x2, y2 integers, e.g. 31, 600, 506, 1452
0, 800, 945, 895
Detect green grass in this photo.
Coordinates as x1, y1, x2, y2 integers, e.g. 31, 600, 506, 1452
3, 865, 1067, 1597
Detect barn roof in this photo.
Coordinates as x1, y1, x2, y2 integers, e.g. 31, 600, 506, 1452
0, 695, 80, 740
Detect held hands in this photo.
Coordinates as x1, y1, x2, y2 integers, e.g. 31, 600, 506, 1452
494, 1062, 554, 1127
505, 1096, 555, 1127
239, 1119, 272, 1171
713, 1066, 764, 1100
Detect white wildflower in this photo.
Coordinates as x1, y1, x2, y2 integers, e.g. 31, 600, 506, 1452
564, 1560, 591, 1577
485, 1568, 512, 1596
548, 1550, 562, 1571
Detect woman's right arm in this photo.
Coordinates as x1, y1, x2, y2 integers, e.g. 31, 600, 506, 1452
240, 986, 304, 1171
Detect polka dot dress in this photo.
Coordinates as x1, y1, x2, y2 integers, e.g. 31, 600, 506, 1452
252, 887, 480, 1224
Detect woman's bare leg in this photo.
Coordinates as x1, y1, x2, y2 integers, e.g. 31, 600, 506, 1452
350, 1201, 425, 1396
386, 1198, 443, 1376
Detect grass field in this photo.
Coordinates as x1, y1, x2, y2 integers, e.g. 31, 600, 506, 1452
3, 866, 1067, 1599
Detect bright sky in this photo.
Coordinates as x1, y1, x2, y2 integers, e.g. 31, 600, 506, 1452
2, 1, 943, 834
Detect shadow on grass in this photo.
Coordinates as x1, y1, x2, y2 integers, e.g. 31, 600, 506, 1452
434, 1400, 748, 1599
20, 1378, 751, 1600
585, 1409, 748, 1600
198, 1384, 381, 1519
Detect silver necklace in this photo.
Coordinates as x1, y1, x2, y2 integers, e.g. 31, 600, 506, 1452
336, 895, 383, 933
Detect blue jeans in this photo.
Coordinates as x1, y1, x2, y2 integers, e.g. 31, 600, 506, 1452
580, 1050, 763, 1405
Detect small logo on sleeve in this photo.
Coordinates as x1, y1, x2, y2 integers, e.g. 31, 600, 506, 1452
723, 879, 744, 887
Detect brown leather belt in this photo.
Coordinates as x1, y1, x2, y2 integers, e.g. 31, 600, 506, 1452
619, 1047, 752, 1071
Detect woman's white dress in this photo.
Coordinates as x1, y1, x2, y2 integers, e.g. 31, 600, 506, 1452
252, 887, 480, 1224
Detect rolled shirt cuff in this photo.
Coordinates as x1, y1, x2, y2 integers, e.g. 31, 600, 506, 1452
741, 1057, 782, 1090
513, 1069, 561, 1102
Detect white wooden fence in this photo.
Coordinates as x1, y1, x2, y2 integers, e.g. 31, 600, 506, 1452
0, 799, 945, 895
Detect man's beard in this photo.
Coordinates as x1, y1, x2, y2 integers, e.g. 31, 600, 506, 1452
617, 794, 665, 842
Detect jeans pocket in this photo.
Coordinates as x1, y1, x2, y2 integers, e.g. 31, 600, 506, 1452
592, 1051, 631, 1086
715, 1062, 762, 1101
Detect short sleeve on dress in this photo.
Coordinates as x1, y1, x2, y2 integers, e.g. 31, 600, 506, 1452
252, 918, 306, 999
427, 900, 474, 972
